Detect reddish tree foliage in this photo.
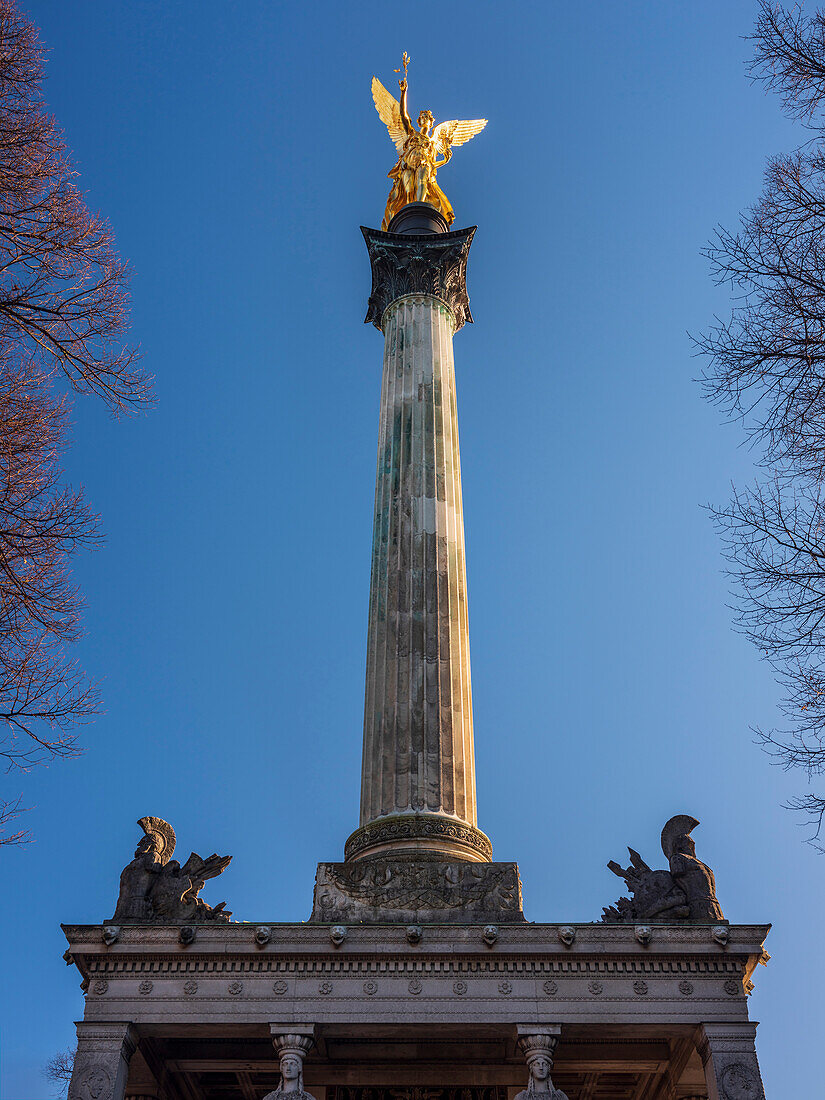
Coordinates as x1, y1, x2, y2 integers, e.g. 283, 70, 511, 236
0, 1, 149, 844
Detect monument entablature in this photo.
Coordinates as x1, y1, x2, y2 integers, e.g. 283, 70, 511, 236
62, 56, 772, 1100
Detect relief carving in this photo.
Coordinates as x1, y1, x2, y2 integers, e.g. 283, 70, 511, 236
312, 860, 524, 923
720, 1061, 760, 1099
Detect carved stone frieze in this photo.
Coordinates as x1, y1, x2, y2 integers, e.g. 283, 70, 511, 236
79, 951, 747, 982
362, 224, 475, 331
311, 859, 524, 923
344, 813, 493, 863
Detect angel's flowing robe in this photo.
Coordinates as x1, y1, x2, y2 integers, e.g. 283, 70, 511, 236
382, 132, 455, 231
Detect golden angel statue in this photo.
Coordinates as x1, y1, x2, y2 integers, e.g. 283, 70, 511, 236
372, 56, 486, 231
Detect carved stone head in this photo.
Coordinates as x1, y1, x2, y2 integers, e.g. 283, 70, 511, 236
405, 924, 422, 945
530, 1054, 551, 1082
483, 924, 499, 947
558, 926, 576, 947
281, 1054, 301, 1082
635, 925, 652, 946
329, 925, 347, 947
254, 926, 272, 947
713, 925, 729, 947
179, 925, 196, 946
102, 926, 120, 946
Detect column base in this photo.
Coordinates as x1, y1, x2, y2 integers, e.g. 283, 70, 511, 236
345, 812, 492, 863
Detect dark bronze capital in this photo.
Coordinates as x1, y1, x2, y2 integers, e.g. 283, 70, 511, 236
362, 224, 476, 332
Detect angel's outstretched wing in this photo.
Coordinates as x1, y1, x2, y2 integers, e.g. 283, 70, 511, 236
372, 77, 406, 153
432, 119, 487, 154
180, 851, 232, 884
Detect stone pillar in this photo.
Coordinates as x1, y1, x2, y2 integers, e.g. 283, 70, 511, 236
697, 1023, 766, 1100
346, 205, 492, 864
68, 1023, 136, 1100
269, 1025, 316, 1100
515, 1026, 567, 1099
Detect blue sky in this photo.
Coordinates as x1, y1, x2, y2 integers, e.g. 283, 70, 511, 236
3, 1, 821, 1095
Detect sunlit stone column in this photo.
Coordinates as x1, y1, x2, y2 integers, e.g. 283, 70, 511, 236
346, 203, 492, 863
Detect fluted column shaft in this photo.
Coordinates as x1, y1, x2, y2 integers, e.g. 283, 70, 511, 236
361, 293, 475, 828
346, 214, 491, 863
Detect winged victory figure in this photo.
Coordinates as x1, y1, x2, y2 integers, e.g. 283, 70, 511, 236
372, 54, 486, 231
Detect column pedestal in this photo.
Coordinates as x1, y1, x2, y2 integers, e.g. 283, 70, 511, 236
697, 1023, 766, 1100
68, 1023, 136, 1100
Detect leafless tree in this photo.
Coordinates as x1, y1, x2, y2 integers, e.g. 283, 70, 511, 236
699, 3, 825, 844
44, 1047, 75, 1097
0, 1, 150, 843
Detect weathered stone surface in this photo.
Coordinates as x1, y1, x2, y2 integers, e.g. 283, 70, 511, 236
310, 859, 524, 923
68, 1023, 136, 1100
697, 1023, 766, 1100
357, 287, 485, 862
602, 815, 724, 923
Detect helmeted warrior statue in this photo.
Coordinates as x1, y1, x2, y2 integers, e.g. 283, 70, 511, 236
602, 815, 724, 923
112, 816, 232, 924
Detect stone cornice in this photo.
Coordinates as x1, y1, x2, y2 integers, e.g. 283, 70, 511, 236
361, 225, 476, 332
62, 922, 770, 964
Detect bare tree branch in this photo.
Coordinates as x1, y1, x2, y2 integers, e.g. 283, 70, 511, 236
698, 3, 825, 844
44, 1048, 75, 1098
0, 1, 150, 844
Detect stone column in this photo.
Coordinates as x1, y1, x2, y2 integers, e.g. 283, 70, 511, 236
346, 203, 492, 864
269, 1025, 316, 1100
68, 1023, 136, 1100
697, 1023, 766, 1100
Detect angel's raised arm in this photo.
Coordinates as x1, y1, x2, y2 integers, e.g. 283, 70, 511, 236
398, 78, 414, 135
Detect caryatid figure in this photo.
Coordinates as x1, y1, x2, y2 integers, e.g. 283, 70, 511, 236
264, 1034, 316, 1100
515, 1033, 569, 1100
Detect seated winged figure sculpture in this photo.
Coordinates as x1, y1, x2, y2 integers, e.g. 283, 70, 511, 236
112, 816, 232, 924
372, 53, 486, 230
